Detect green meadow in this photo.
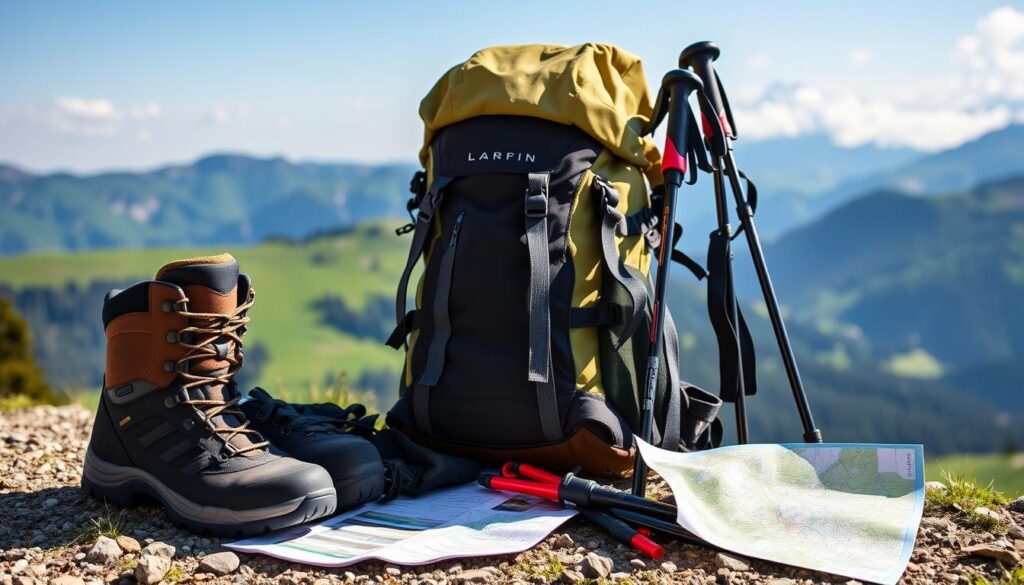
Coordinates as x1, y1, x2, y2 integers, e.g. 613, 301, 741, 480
927, 453, 1024, 498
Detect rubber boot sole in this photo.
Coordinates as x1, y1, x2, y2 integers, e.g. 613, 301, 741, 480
81, 448, 337, 537
332, 459, 387, 511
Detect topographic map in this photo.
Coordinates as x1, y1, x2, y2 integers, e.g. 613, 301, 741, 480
637, 441, 925, 585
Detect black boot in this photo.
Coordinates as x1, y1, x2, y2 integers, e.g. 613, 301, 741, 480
82, 254, 337, 536
240, 388, 385, 510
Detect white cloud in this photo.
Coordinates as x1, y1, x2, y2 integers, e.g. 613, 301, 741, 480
204, 103, 253, 126
734, 6, 1024, 150
54, 97, 122, 121
129, 102, 162, 120
848, 48, 871, 67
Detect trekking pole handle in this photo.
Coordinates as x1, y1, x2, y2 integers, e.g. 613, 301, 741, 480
659, 69, 704, 185
679, 41, 736, 140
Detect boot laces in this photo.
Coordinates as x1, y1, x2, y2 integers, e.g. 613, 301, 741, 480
172, 288, 268, 455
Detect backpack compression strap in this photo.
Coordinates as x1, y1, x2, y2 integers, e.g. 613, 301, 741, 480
591, 176, 647, 349
525, 172, 563, 443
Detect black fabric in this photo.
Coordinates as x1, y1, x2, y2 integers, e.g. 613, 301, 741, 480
706, 228, 757, 402
393, 175, 452, 349
159, 258, 240, 294
371, 429, 479, 498
569, 305, 619, 328
386, 310, 418, 350
102, 281, 152, 327
414, 210, 466, 434
392, 116, 599, 447
732, 171, 758, 240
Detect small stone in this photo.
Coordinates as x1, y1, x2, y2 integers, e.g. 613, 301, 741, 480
609, 573, 630, 581
417, 580, 438, 585
448, 565, 463, 574
135, 554, 171, 585
558, 569, 584, 584
629, 558, 646, 569
11, 559, 29, 573
140, 541, 175, 559
50, 577, 85, 585
197, 551, 240, 576
314, 580, 332, 585
41, 498, 59, 509
385, 566, 402, 577
962, 543, 1021, 565
553, 534, 574, 549
1009, 496, 1024, 514
85, 536, 122, 564
716, 552, 750, 572
580, 552, 613, 579
115, 535, 141, 554
921, 517, 954, 531
906, 562, 921, 572
659, 561, 677, 573
1008, 523, 1024, 540
344, 571, 357, 582
457, 568, 500, 584
973, 506, 1003, 522
925, 481, 947, 492
766, 579, 796, 585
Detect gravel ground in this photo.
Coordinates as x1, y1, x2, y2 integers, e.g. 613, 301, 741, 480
1, 405, 1022, 585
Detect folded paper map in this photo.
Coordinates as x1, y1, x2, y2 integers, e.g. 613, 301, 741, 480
226, 482, 576, 567
637, 440, 925, 585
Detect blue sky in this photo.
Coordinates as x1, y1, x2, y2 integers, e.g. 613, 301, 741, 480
2, 1, 1022, 172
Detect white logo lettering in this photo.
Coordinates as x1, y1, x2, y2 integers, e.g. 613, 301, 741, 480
466, 151, 537, 163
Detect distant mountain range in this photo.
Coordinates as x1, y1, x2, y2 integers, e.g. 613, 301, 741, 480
0, 154, 417, 255
760, 174, 1024, 416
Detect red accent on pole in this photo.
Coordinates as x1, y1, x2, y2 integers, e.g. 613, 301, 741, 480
630, 533, 665, 559
486, 476, 561, 501
662, 137, 688, 173
513, 462, 562, 485
649, 302, 660, 343
719, 112, 733, 138
701, 114, 714, 139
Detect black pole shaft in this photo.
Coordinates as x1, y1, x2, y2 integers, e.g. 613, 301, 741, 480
711, 167, 749, 444
722, 151, 821, 442
632, 168, 683, 496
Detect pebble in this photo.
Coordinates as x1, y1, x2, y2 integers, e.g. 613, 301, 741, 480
629, 558, 646, 569
1009, 495, 1024, 514
558, 569, 584, 584
962, 543, 1022, 565
924, 481, 947, 492
41, 498, 59, 509
135, 554, 171, 585
973, 506, 1003, 522
553, 533, 574, 549
197, 551, 241, 576
140, 541, 175, 559
456, 568, 501, 583
50, 576, 85, 585
85, 536, 122, 564
385, 566, 402, 577
580, 552, 613, 578
659, 561, 677, 573
114, 535, 141, 554
716, 552, 751, 572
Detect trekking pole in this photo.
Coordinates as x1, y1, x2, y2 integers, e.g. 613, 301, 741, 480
631, 69, 706, 497
679, 42, 823, 443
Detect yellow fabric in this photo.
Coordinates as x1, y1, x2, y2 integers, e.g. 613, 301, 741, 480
419, 43, 662, 185
568, 150, 652, 396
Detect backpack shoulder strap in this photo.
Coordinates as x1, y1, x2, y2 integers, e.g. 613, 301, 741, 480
591, 175, 646, 349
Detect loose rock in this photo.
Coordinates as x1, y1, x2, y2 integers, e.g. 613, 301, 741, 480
85, 536, 122, 564
660, 561, 677, 573
114, 535, 140, 554
135, 554, 171, 585
716, 552, 751, 572
197, 551, 241, 576
457, 568, 501, 583
1009, 495, 1024, 514
553, 533, 574, 549
50, 576, 85, 585
580, 552, 613, 578
925, 481, 947, 492
962, 543, 1022, 565
140, 541, 175, 559
558, 569, 584, 584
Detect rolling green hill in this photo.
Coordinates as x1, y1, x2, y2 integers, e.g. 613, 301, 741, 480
0, 154, 416, 255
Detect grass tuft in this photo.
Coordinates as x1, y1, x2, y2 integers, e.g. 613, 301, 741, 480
70, 506, 130, 543
926, 470, 1009, 532
163, 564, 186, 583
975, 565, 1024, 585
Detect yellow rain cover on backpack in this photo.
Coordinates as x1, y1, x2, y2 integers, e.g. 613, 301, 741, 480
418, 43, 663, 187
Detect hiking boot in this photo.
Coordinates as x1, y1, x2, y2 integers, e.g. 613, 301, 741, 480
240, 388, 385, 510
81, 254, 337, 536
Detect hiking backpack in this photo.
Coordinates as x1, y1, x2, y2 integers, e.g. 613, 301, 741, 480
385, 43, 722, 476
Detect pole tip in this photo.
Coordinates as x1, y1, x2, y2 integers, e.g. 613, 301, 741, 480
679, 41, 721, 68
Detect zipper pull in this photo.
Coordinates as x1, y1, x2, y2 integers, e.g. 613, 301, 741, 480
449, 212, 465, 247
